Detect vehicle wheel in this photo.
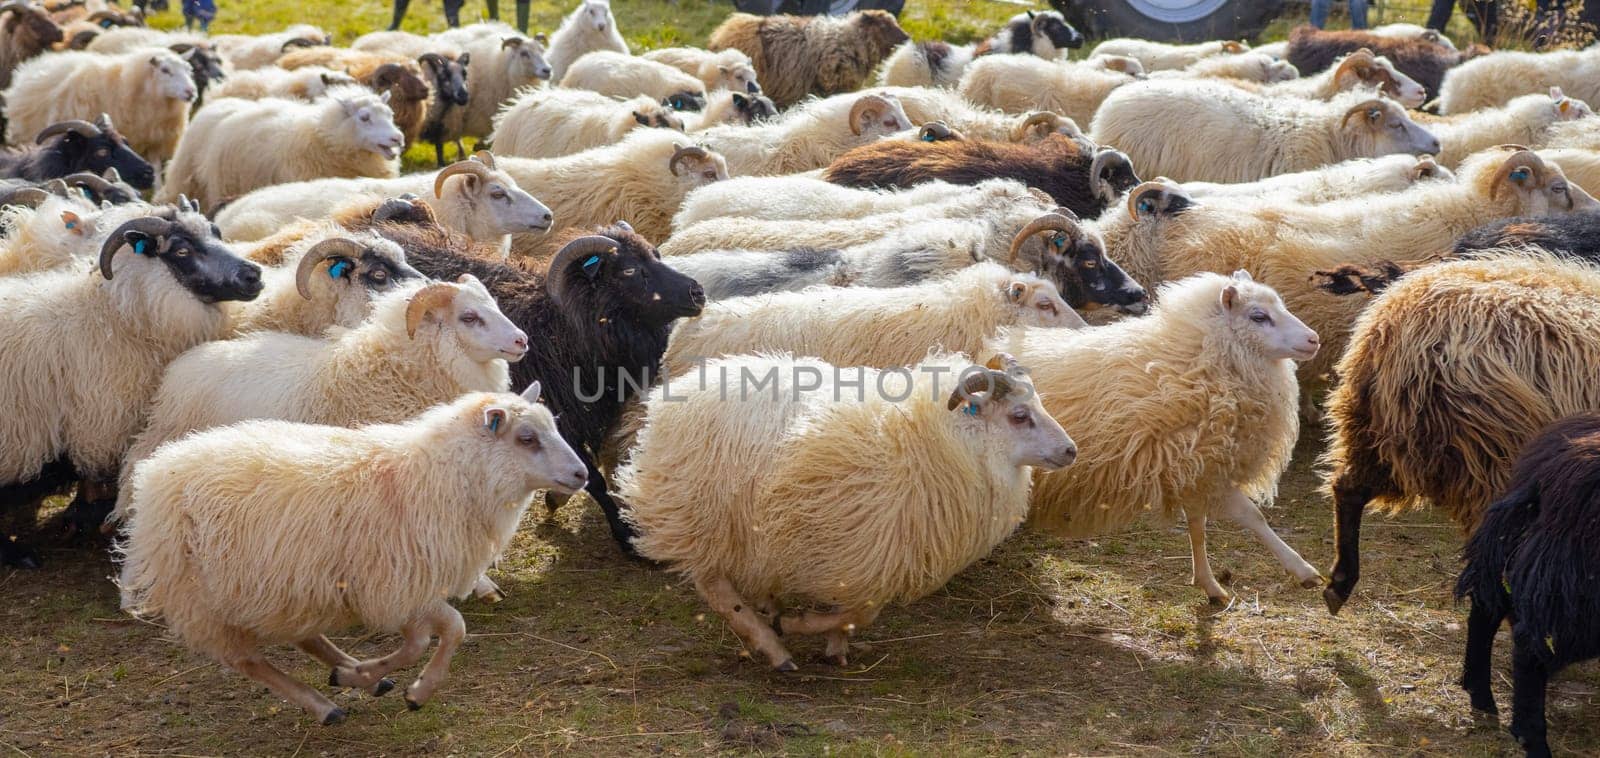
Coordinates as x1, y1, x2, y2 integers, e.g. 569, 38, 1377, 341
1052, 0, 1285, 43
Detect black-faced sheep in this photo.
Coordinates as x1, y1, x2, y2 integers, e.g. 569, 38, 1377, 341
708, 10, 909, 108
878, 10, 1083, 89
117, 388, 587, 723
416, 50, 472, 167
3, 47, 197, 167
0, 116, 154, 189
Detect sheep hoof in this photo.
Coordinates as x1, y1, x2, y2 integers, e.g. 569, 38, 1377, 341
1322, 586, 1348, 616
1300, 575, 1324, 590
405, 696, 423, 711
1206, 593, 1229, 606
371, 678, 396, 698
821, 654, 848, 668
480, 589, 504, 604
774, 659, 798, 673
321, 707, 347, 726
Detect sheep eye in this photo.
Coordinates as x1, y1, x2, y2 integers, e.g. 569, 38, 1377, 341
1554, 184, 1569, 194
1082, 259, 1097, 269
517, 430, 541, 449
1009, 407, 1029, 423
171, 245, 189, 257
622, 267, 637, 276
490, 190, 507, 200
1249, 311, 1270, 324
371, 270, 387, 282
360, 113, 371, 122
95, 148, 109, 157
702, 170, 716, 180
460, 312, 479, 324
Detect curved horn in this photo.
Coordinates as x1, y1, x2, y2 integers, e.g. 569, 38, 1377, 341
0, 2, 30, 15
417, 51, 447, 71
1008, 212, 1078, 265
917, 121, 956, 141
545, 235, 618, 306
1489, 149, 1549, 200
0, 186, 50, 209
1340, 99, 1387, 130
433, 159, 492, 198
281, 37, 318, 52
371, 197, 428, 224
1089, 148, 1134, 201
294, 237, 365, 299
61, 171, 115, 196
34, 119, 99, 144
1012, 111, 1063, 142
946, 368, 1016, 411
404, 282, 459, 339
97, 216, 170, 280
668, 144, 708, 176
1125, 180, 1176, 218
847, 94, 891, 137
471, 149, 496, 169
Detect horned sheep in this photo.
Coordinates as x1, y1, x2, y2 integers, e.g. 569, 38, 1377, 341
3, 48, 197, 167
0, 116, 155, 189
707, 10, 908, 108
116, 388, 587, 723
445, 28, 553, 140
1423, 88, 1594, 168
545, 0, 627, 83
1286, 25, 1477, 102
228, 233, 424, 337
1209, 48, 1427, 107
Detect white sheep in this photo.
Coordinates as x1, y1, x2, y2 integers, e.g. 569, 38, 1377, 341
490, 87, 684, 159
559, 50, 708, 107
0, 189, 102, 276
3, 49, 196, 167
957, 54, 1136, 126
1090, 82, 1439, 183
1161, 51, 1299, 83
1088, 37, 1249, 71
229, 233, 424, 337
155, 85, 405, 212
1181, 154, 1453, 205
997, 270, 1323, 602
208, 66, 358, 101
210, 23, 329, 70
672, 176, 1030, 229
663, 262, 1079, 375
1206, 48, 1427, 107
545, 0, 627, 83
116, 388, 587, 723
874, 85, 1084, 143
877, 10, 1083, 89
641, 46, 759, 94
615, 353, 1074, 669
692, 91, 912, 176
113, 275, 526, 524
450, 31, 553, 139
1424, 88, 1594, 168
1438, 47, 1600, 115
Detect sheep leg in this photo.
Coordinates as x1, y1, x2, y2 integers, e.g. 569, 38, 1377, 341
695, 574, 795, 671
471, 572, 504, 602
780, 606, 880, 666
1509, 639, 1552, 758
331, 616, 433, 690
1460, 601, 1504, 716
579, 454, 639, 555
296, 637, 395, 697
1325, 478, 1373, 615
402, 602, 466, 709
1185, 510, 1229, 604
1218, 488, 1323, 589
229, 652, 346, 725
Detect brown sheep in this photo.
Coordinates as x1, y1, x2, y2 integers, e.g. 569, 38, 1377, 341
708, 11, 908, 109
278, 48, 431, 147
822, 133, 1138, 220
1285, 25, 1484, 102
0, 2, 62, 90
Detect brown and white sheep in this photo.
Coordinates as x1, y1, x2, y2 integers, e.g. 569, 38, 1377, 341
707, 11, 908, 108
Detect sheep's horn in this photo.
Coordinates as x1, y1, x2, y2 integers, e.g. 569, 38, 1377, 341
43, 178, 70, 197
98, 216, 171, 280
1013, 112, 1073, 142
946, 368, 1016, 411
1489, 149, 1548, 200
1125, 180, 1177, 218
433, 158, 492, 198
86, 9, 122, 22
917, 121, 957, 141
34, 119, 99, 144
668, 144, 708, 176
94, 112, 114, 131
372, 197, 430, 224
281, 37, 319, 51
985, 352, 1020, 374
1008, 212, 1079, 265
847, 94, 892, 137
417, 51, 446, 70
61, 171, 115, 197
0, 186, 50, 209
0, 2, 30, 15
295, 237, 365, 300
1340, 99, 1387, 129
545, 235, 618, 307
471, 149, 496, 169
404, 282, 458, 339
1089, 148, 1135, 201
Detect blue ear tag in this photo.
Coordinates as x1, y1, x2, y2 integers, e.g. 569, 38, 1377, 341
1511, 168, 1530, 181
132, 239, 149, 255
964, 402, 980, 416
488, 415, 501, 432
63, 220, 75, 230
922, 133, 936, 142
582, 255, 601, 274
328, 260, 350, 279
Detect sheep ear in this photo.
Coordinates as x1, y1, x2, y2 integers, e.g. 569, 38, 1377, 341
1007, 281, 1027, 302
732, 92, 748, 107
61, 210, 81, 232
520, 380, 542, 403
534, 32, 549, 45
1220, 284, 1239, 311
380, 90, 392, 104
458, 52, 470, 66
149, 55, 161, 67
125, 230, 155, 256
483, 407, 508, 434
1551, 86, 1564, 100
1027, 9, 1036, 19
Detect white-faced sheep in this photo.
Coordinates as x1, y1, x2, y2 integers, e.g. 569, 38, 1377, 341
1163, 51, 1298, 83
641, 46, 760, 94
229, 233, 424, 337
874, 85, 1084, 144
155, 85, 404, 212
1421, 88, 1594, 168
559, 51, 708, 111
1207, 48, 1427, 107
489, 87, 684, 160
3, 48, 196, 166
545, 0, 627, 83
1000, 270, 1323, 602
275, 48, 432, 148
1182, 154, 1453, 205
878, 10, 1084, 89
1088, 37, 1248, 71
692, 91, 911, 177
616, 353, 1074, 669
210, 23, 328, 70
672, 175, 1028, 230
1091, 82, 1438, 183
117, 388, 587, 723
78, 29, 229, 105
209, 65, 358, 102
957, 54, 1136, 126
1438, 47, 1600, 115
113, 274, 526, 524
0, 206, 263, 568
708, 11, 909, 109
0, 187, 101, 276
450, 31, 553, 139
662, 262, 1079, 376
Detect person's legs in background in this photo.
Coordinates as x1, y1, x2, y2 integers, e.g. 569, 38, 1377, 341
444, 0, 464, 26
1426, 0, 1455, 30
516, 0, 530, 33
1349, 0, 1369, 28
1310, 0, 1332, 28
390, 0, 412, 30
487, 0, 499, 20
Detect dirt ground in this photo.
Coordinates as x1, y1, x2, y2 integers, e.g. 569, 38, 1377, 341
3, 436, 1596, 756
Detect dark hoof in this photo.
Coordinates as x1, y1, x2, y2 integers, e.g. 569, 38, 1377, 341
405, 696, 423, 711
821, 654, 848, 668
372, 678, 396, 697
1322, 586, 1349, 616
774, 659, 798, 673
321, 707, 347, 726
1206, 594, 1229, 607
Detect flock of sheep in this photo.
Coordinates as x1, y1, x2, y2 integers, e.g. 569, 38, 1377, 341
3, 0, 1600, 753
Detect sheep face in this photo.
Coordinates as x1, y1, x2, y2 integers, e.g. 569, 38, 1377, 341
421, 52, 470, 107
173, 43, 227, 99
1089, 54, 1144, 77
667, 145, 728, 192
305, 237, 423, 301
1340, 99, 1439, 159
548, 224, 705, 325
1029, 11, 1083, 53
1220, 271, 1319, 362
341, 94, 406, 160
1012, 211, 1148, 314
475, 389, 588, 496
1549, 87, 1594, 122
40, 117, 156, 189
578, 0, 614, 34
1490, 152, 1600, 216
1003, 274, 1075, 328
851, 94, 913, 138
1259, 57, 1299, 83
99, 211, 265, 303
717, 60, 760, 94
855, 10, 910, 56
148, 52, 198, 102
951, 358, 1076, 471
731, 92, 777, 124
1331, 50, 1425, 107
438, 162, 555, 236
501, 37, 552, 82
7, 6, 63, 50
411, 275, 529, 363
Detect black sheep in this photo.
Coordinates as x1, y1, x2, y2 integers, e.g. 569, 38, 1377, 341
374, 211, 705, 552
974, 10, 1083, 56
1457, 412, 1600, 758
1454, 211, 1600, 261
0, 116, 156, 189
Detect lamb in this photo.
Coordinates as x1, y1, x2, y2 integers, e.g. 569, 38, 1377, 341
1320, 254, 1600, 615
0, 1, 63, 90
155, 85, 404, 212
210, 23, 328, 70
615, 352, 1074, 670
641, 46, 760, 94
707, 11, 908, 108
544, 0, 627, 83
661, 262, 1080, 376
208, 66, 357, 101
877, 10, 1083, 89
1457, 412, 1600, 758
1423, 88, 1595, 168
1090, 82, 1438, 183
1210, 48, 1427, 107
672, 175, 1025, 229
3, 48, 196, 166
1087, 38, 1248, 72
229, 233, 424, 337
0, 115, 155, 189
1285, 25, 1474, 102
822, 132, 1138, 219
489, 87, 684, 159
116, 388, 587, 723
1440, 47, 1600, 115
1182, 154, 1453, 205
956, 54, 1136, 126
691, 91, 911, 177
559, 51, 708, 111
0, 205, 262, 568
395, 219, 706, 552
277, 49, 432, 148
873, 86, 1085, 143
1000, 270, 1324, 603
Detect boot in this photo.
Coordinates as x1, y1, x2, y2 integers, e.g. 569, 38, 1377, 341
516, 0, 530, 33
487, 0, 498, 20
388, 0, 411, 30
443, 0, 463, 27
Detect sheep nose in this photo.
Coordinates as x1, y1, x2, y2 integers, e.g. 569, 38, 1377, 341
512, 333, 528, 352
541, 211, 553, 223
688, 283, 706, 308
1062, 444, 1077, 465
747, 81, 761, 94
